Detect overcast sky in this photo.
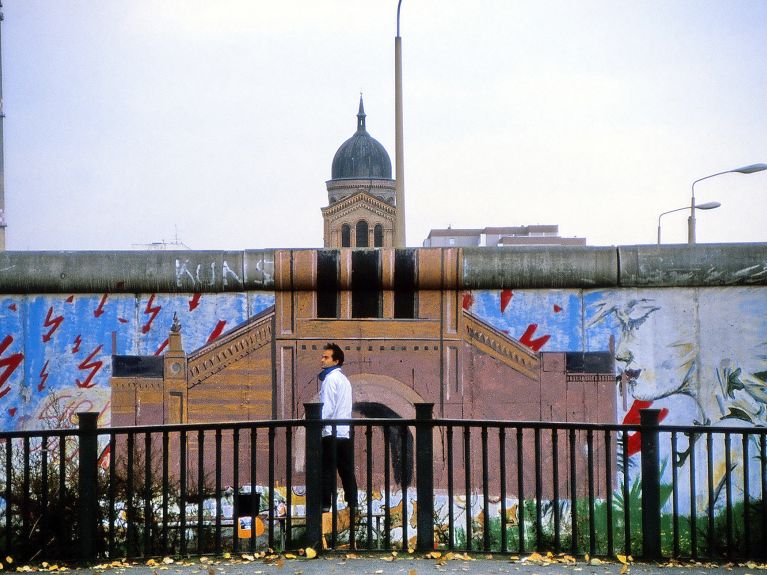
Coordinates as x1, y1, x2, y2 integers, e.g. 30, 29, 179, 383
3, 1, 766, 250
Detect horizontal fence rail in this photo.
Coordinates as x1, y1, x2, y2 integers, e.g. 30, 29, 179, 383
1, 406, 766, 563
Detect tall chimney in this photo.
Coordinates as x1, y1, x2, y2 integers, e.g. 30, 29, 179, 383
394, 1, 406, 247
0, 2, 6, 250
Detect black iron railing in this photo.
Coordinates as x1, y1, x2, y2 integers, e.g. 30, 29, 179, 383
1, 405, 766, 563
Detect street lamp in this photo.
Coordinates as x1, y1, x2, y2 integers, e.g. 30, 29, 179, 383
688, 163, 767, 244
658, 202, 720, 244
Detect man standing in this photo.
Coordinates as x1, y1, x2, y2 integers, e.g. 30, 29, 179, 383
319, 342, 358, 514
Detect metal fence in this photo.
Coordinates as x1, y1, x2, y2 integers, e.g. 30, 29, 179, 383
1, 404, 766, 563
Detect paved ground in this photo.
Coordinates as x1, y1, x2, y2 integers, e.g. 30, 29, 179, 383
25, 553, 765, 575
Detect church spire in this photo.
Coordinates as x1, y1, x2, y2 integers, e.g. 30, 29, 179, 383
357, 93, 367, 132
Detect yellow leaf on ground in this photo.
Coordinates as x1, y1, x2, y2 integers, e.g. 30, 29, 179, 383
162, 557, 174, 564
146, 559, 158, 566
284, 554, 296, 559
617, 554, 628, 564
222, 553, 231, 559
584, 553, 590, 562
620, 563, 629, 574
428, 552, 442, 559
241, 554, 254, 562
382, 556, 395, 562
305, 548, 317, 559
408, 570, 416, 575
6, 557, 13, 564
590, 558, 603, 565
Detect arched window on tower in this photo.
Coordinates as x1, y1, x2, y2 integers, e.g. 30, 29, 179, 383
341, 224, 351, 247
356, 220, 369, 248
374, 224, 383, 247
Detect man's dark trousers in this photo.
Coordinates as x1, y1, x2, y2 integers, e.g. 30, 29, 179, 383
321, 436, 358, 511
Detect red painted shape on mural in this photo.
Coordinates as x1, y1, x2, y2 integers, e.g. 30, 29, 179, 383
622, 399, 669, 456
42, 307, 65, 343
461, 292, 474, 310
38, 360, 50, 392
141, 294, 161, 334
0, 335, 24, 399
553, 304, 562, 313
65, 295, 74, 303
8, 408, 16, 417
206, 320, 227, 344
94, 293, 108, 317
118, 317, 128, 324
189, 293, 202, 312
500, 289, 513, 314
98, 444, 111, 470
154, 338, 169, 356
8, 303, 17, 312
75, 345, 104, 388
72, 335, 82, 354
518, 323, 551, 352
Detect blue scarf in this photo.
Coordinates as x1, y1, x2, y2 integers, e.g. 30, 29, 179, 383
318, 365, 341, 382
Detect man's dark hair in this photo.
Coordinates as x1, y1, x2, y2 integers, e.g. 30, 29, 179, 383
324, 342, 344, 366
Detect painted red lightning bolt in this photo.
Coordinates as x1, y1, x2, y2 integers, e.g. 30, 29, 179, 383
42, 307, 65, 343
141, 294, 161, 334
72, 335, 82, 353
0, 335, 24, 399
189, 293, 202, 311
76, 345, 103, 388
518, 323, 551, 352
154, 338, 169, 356
94, 294, 108, 317
206, 320, 227, 344
38, 360, 50, 392
500, 289, 513, 314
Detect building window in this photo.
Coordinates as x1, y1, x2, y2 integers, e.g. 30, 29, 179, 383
341, 224, 351, 247
356, 220, 369, 248
374, 224, 383, 247
448, 238, 455, 246
352, 250, 380, 318
317, 250, 339, 318
394, 249, 417, 319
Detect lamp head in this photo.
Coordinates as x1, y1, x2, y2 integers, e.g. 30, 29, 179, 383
732, 163, 767, 174
696, 201, 721, 210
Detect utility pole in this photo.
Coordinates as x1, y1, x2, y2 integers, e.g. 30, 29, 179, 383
0, 2, 7, 250
394, 0, 406, 247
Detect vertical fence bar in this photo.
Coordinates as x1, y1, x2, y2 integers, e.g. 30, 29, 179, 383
215, 428, 222, 556
384, 425, 391, 549
671, 432, 679, 558
464, 425, 472, 551
286, 426, 293, 550
249, 427, 257, 552
569, 428, 577, 555
22, 436, 29, 558
127, 432, 135, 557
329, 428, 337, 549
725, 432, 733, 560
415, 403, 434, 552
482, 425, 490, 552
180, 430, 187, 557
401, 423, 409, 550
365, 425, 373, 549
690, 432, 697, 559
640, 409, 662, 561
742, 433, 750, 558
535, 427, 542, 552
41, 436, 49, 561
622, 430, 630, 556
232, 428, 240, 555
500, 428, 507, 554
197, 430, 204, 555
587, 429, 595, 557
59, 436, 67, 551
605, 429, 613, 558
707, 432, 714, 558
144, 432, 152, 557
268, 426, 276, 550
77, 412, 99, 562
162, 431, 169, 556
4, 437, 10, 554
447, 425, 454, 550
761, 434, 767, 560
108, 433, 116, 558
518, 427, 525, 554
552, 428, 560, 553
304, 404, 323, 552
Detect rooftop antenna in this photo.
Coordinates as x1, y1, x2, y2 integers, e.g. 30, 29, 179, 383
394, 0, 406, 247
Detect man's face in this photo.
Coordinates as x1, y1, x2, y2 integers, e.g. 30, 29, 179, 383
320, 349, 338, 368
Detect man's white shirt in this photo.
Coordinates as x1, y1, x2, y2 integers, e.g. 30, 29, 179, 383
320, 368, 352, 438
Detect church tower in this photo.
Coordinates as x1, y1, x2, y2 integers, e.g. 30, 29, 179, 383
322, 96, 397, 248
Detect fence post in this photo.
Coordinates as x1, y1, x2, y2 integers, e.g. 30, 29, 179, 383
640, 408, 662, 561
415, 403, 434, 551
304, 403, 323, 550
77, 412, 99, 562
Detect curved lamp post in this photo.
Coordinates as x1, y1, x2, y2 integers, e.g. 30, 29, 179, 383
688, 163, 767, 244
658, 201, 720, 245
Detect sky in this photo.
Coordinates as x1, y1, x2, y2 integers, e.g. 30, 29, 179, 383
3, 0, 767, 250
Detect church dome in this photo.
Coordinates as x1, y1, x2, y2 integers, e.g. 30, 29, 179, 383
331, 96, 392, 180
